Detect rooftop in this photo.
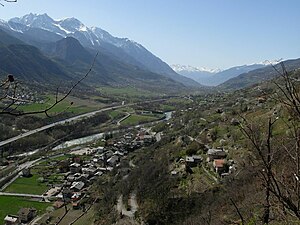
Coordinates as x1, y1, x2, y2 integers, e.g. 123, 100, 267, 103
214, 159, 225, 168
207, 149, 226, 155
4, 215, 19, 222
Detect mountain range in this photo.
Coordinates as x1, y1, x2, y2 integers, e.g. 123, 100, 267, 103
0, 29, 71, 83
219, 58, 300, 90
172, 60, 281, 86
0, 13, 200, 92
1, 13, 300, 92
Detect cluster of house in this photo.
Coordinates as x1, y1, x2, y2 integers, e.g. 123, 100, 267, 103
122, 129, 157, 147
179, 147, 236, 178
9, 92, 43, 106
49, 130, 158, 207
3, 128, 158, 224
185, 155, 203, 167
206, 148, 235, 176
4, 208, 36, 225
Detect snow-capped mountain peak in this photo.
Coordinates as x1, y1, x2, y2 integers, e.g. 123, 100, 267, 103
2, 13, 196, 86
11, 13, 54, 26
171, 64, 221, 74
0, 19, 7, 24
242, 59, 283, 67
58, 17, 85, 32
260, 59, 283, 66
8, 14, 97, 41
5, 13, 151, 52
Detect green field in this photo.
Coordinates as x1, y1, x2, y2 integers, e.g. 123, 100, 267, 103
18, 94, 104, 116
160, 104, 176, 111
0, 196, 51, 225
73, 207, 95, 225
108, 110, 124, 119
19, 102, 88, 114
4, 174, 48, 195
121, 114, 160, 126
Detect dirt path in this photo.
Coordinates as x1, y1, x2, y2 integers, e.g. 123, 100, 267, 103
202, 166, 218, 183
129, 160, 136, 168
117, 193, 138, 218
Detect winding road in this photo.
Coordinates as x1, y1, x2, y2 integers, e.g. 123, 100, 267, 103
117, 112, 131, 126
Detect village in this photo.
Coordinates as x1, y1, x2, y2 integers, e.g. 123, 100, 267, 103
2, 120, 236, 225
2, 126, 157, 224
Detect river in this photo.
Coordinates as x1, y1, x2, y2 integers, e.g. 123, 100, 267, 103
52, 111, 173, 150
52, 133, 104, 150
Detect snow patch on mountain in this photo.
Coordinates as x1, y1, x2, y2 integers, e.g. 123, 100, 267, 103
0, 19, 9, 29
52, 23, 71, 35
79, 24, 88, 32
260, 59, 283, 66
241, 59, 283, 67
172, 59, 282, 76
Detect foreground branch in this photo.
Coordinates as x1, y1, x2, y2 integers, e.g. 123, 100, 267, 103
0, 0, 17, 6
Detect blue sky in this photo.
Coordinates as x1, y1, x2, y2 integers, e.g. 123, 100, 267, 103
1, 0, 300, 69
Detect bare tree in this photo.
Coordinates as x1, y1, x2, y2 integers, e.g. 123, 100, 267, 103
240, 63, 300, 223
0, 53, 98, 117
0, 0, 17, 6
240, 117, 277, 224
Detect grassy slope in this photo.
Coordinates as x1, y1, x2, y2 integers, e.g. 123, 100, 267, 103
18, 94, 105, 116
121, 114, 160, 126
4, 174, 48, 195
108, 110, 124, 119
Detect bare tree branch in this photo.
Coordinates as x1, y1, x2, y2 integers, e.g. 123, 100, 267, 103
230, 198, 245, 225
240, 63, 300, 221
0, 0, 17, 7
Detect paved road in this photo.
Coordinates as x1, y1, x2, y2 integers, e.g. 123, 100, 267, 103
0, 98, 169, 147
28, 216, 43, 225
117, 112, 131, 126
17, 158, 41, 171
0, 192, 44, 198
0, 173, 20, 192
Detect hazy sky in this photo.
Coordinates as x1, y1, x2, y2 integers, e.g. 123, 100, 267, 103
1, 0, 300, 69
